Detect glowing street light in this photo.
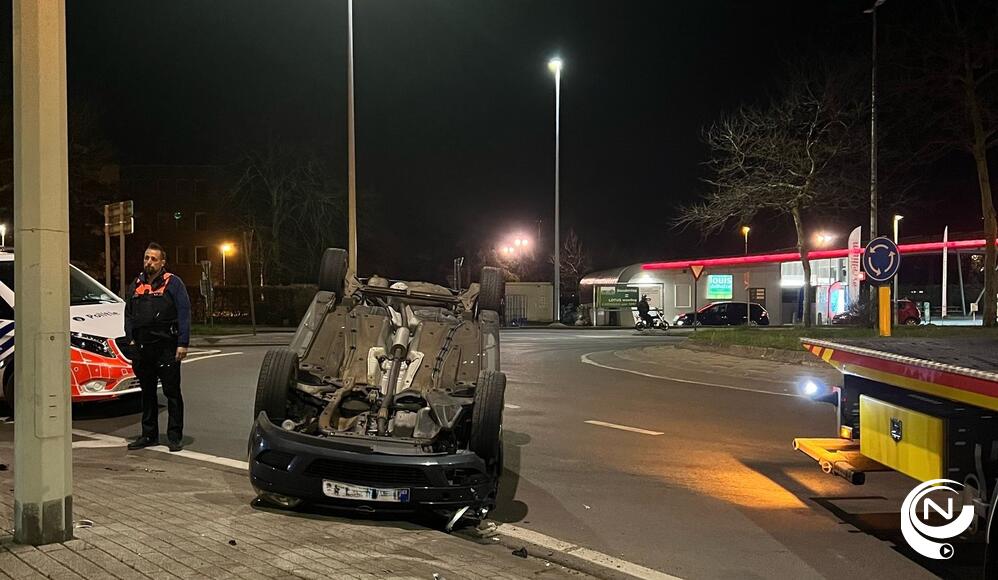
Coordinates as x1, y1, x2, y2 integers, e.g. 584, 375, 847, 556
549, 56, 563, 322
814, 232, 838, 247
893, 214, 903, 324
220, 242, 234, 286
0, 224, 6, 247
741, 226, 750, 325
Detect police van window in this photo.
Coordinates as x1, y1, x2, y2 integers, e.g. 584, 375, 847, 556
0, 262, 12, 291
70, 266, 120, 305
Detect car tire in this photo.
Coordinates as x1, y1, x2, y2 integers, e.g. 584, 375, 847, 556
254, 348, 298, 424
470, 370, 505, 467
317, 248, 348, 298
478, 267, 504, 313
903, 317, 918, 326
2, 370, 12, 414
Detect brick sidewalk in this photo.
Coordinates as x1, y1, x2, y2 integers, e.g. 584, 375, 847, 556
0, 442, 586, 579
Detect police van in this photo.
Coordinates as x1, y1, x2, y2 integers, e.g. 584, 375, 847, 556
0, 252, 138, 410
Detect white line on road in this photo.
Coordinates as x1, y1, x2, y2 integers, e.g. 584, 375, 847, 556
71, 429, 249, 470
500, 524, 683, 580
581, 352, 802, 398
181, 352, 243, 364
504, 404, 521, 409
584, 420, 664, 436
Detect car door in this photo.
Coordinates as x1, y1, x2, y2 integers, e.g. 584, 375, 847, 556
713, 303, 729, 325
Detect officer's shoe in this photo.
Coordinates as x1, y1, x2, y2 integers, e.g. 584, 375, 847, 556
168, 439, 183, 453
127, 436, 157, 450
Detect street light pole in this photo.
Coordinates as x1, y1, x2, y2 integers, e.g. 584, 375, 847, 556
549, 57, 563, 323
742, 226, 750, 326
347, 0, 358, 275
865, 0, 887, 324
893, 214, 903, 324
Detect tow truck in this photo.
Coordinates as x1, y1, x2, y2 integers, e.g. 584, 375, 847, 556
792, 336, 998, 575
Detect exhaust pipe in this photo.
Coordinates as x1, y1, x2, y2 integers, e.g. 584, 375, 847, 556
377, 326, 410, 435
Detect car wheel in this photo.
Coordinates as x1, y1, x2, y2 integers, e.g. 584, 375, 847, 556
903, 317, 919, 326
470, 370, 505, 466
478, 267, 504, 313
317, 248, 348, 298
254, 348, 298, 424
2, 370, 12, 414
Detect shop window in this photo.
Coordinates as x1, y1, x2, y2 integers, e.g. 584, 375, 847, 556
195, 246, 209, 264
674, 284, 692, 308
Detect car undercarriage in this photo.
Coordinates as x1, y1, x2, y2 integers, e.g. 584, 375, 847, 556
248, 248, 506, 529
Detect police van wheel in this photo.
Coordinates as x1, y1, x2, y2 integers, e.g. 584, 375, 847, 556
1, 371, 12, 413
317, 248, 348, 299
254, 349, 298, 424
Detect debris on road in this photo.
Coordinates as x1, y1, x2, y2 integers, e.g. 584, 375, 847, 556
73, 519, 94, 529
228, 539, 237, 546
512, 547, 528, 558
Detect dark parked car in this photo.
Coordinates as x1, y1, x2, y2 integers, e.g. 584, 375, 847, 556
248, 248, 505, 530
831, 298, 921, 326
673, 301, 770, 327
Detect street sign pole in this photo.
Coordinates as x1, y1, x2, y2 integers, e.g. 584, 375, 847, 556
690, 265, 705, 332
104, 204, 111, 288
879, 285, 892, 337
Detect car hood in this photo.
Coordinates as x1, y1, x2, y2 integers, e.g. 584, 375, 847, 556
70, 303, 126, 338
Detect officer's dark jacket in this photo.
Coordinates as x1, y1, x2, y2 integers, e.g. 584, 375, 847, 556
636, 299, 650, 314
124, 269, 192, 347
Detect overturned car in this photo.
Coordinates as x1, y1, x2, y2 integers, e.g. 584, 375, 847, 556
248, 248, 506, 527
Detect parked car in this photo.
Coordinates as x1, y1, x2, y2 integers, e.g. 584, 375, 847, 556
673, 301, 770, 327
831, 298, 921, 326
0, 253, 138, 411
248, 248, 505, 530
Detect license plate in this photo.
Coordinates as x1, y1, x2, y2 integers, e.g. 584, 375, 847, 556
322, 480, 410, 503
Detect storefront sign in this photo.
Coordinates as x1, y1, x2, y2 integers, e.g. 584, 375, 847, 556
847, 226, 862, 305
705, 275, 733, 300
596, 285, 639, 309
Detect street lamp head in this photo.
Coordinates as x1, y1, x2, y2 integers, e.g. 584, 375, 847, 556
0, 224, 6, 236
893, 214, 904, 222
548, 57, 563, 74
221, 242, 234, 255
740, 226, 751, 237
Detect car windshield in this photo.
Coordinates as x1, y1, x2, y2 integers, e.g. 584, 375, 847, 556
70, 266, 121, 305
0, 262, 120, 305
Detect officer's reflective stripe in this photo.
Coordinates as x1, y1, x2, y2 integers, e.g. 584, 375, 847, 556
0, 321, 14, 336
133, 272, 173, 297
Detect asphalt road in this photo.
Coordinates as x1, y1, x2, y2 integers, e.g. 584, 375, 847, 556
2, 329, 984, 578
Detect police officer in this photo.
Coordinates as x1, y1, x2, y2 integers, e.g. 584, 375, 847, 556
125, 243, 192, 452
636, 294, 655, 328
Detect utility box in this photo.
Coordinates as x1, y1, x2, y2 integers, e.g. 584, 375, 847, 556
505, 282, 554, 324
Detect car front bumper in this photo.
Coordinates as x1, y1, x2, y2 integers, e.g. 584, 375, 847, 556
248, 412, 497, 512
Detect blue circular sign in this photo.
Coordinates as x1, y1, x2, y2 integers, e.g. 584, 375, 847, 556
862, 236, 901, 284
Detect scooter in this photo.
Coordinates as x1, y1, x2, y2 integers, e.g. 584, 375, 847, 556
633, 307, 669, 331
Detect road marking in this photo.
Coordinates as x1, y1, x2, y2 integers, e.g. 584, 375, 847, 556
504, 404, 521, 409
581, 352, 802, 398
584, 420, 663, 436
181, 351, 243, 364
500, 524, 683, 580
71, 429, 249, 470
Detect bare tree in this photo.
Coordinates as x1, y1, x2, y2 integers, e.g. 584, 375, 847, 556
228, 145, 345, 284
676, 64, 865, 327
559, 228, 591, 298
889, 0, 998, 326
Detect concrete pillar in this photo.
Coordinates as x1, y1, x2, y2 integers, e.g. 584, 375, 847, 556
13, 0, 73, 545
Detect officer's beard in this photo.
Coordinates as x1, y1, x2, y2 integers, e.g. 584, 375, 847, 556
144, 265, 162, 278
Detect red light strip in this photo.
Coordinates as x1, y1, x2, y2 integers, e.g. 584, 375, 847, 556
642, 239, 992, 270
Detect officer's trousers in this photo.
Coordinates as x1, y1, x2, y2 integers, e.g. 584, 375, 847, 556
132, 340, 184, 442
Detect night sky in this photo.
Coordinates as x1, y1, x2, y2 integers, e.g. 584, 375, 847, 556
4, 1, 991, 278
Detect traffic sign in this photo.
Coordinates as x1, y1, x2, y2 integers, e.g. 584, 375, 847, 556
690, 264, 705, 280
862, 236, 901, 284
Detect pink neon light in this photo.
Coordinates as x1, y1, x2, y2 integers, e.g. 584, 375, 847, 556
642, 239, 992, 270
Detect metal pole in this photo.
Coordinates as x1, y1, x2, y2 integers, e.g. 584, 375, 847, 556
745, 231, 750, 326
222, 251, 227, 286
118, 230, 125, 298
104, 205, 111, 289
942, 226, 948, 319
957, 251, 967, 315
243, 231, 257, 336
13, 0, 73, 545
553, 65, 561, 323
893, 216, 899, 325
347, 0, 358, 275
866, 1, 885, 325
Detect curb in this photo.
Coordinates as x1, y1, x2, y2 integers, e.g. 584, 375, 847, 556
677, 341, 823, 366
